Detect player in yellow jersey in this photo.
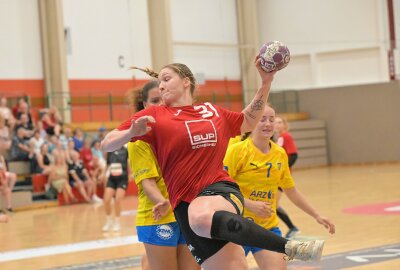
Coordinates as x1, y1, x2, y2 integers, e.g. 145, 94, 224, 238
224, 106, 335, 270
127, 81, 199, 270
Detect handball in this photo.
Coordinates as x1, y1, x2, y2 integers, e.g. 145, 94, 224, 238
258, 41, 290, 72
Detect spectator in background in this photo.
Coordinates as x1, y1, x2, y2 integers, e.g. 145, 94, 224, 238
41, 107, 62, 136
68, 150, 102, 203
12, 98, 26, 118
80, 137, 93, 173
91, 140, 106, 170
47, 135, 59, 154
72, 128, 84, 151
15, 113, 34, 139
29, 143, 52, 175
0, 155, 17, 212
16, 101, 34, 128
10, 127, 30, 161
0, 97, 16, 130
29, 129, 45, 155
36, 121, 48, 140
96, 127, 107, 142
0, 114, 11, 152
48, 150, 76, 204
59, 126, 72, 150
0, 170, 12, 214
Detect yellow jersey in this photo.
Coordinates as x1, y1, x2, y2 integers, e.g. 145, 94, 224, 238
223, 138, 295, 229
128, 141, 176, 226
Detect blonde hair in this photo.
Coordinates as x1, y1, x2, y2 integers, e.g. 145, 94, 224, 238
276, 115, 289, 131
130, 63, 197, 95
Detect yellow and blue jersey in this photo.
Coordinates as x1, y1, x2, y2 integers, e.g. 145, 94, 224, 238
128, 141, 176, 226
223, 138, 295, 230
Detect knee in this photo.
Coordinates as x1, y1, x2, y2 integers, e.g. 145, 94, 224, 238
188, 206, 213, 237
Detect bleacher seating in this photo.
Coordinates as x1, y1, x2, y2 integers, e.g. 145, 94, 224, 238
289, 119, 329, 168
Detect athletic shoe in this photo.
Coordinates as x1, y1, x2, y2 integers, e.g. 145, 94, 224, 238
285, 240, 325, 261
285, 227, 300, 239
92, 195, 103, 203
112, 221, 121, 232
102, 220, 113, 232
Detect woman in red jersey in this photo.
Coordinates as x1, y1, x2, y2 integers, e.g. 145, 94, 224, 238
275, 116, 298, 168
101, 59, 326, 269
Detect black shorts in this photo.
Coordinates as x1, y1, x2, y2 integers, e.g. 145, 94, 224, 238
173, 181, 244, 265
106, 175, 128, 190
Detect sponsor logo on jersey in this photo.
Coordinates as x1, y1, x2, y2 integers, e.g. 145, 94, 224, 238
185, 119, 218, 149
134, 168, 150, 178
156, 224, 174, 240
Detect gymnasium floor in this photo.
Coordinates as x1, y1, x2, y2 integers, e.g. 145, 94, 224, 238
1, 163, 399, 270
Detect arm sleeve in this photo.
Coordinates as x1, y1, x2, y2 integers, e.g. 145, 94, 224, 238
127, 141, 161, 185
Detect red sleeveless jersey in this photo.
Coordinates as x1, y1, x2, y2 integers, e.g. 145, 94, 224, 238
118, 103, 243, 209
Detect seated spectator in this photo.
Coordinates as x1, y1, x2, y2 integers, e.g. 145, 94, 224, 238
41, 107, 62, 136
10, 127, 30, 161
59, 126, 72, 150
65, 138, 75, 163
47, 135, 59, 154
48, 150, 76, 204
91, 140, 106, 169
0, 174, 11, 214
68, 150, 101, 203
80, 137, 94, 173
0, 114, 11, 152
72, 128, 84, 152
0, 155, 16, 212
0, 97, 16, 130
30, 143, 52, 175
95, 127, 107, 142
36, 121, 48, 140
29, 129, 44, 155
91, 155, 107, 187
16, 101, 34, 129
12, 98, 26, 119
15, 113, 34, 139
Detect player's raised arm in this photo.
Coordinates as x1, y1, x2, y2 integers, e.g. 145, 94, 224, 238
241, 57, 276, 133
101, 116, 155, 152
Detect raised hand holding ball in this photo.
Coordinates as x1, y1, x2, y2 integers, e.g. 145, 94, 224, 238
259, 41, 290, 73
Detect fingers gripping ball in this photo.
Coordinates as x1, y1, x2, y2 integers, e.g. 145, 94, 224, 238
259, 41, 290, 72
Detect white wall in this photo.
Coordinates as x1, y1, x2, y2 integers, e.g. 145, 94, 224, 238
0, 0, 43, 79
63, 0, 152, 79
394, 0, 400, 78
171, 0, 241, 80
258, 0, 390, 90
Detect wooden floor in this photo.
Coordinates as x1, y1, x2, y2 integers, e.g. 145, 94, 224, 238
1, 163, 399, 270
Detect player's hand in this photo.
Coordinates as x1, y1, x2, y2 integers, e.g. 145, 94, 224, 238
316, 215, 335, 234
129, 116, 156, 137
248, 200, 274, 218
254, 56, 277, 85
152, 199, 171, 221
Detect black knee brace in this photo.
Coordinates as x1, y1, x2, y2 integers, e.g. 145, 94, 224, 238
210, 210, 288, 254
